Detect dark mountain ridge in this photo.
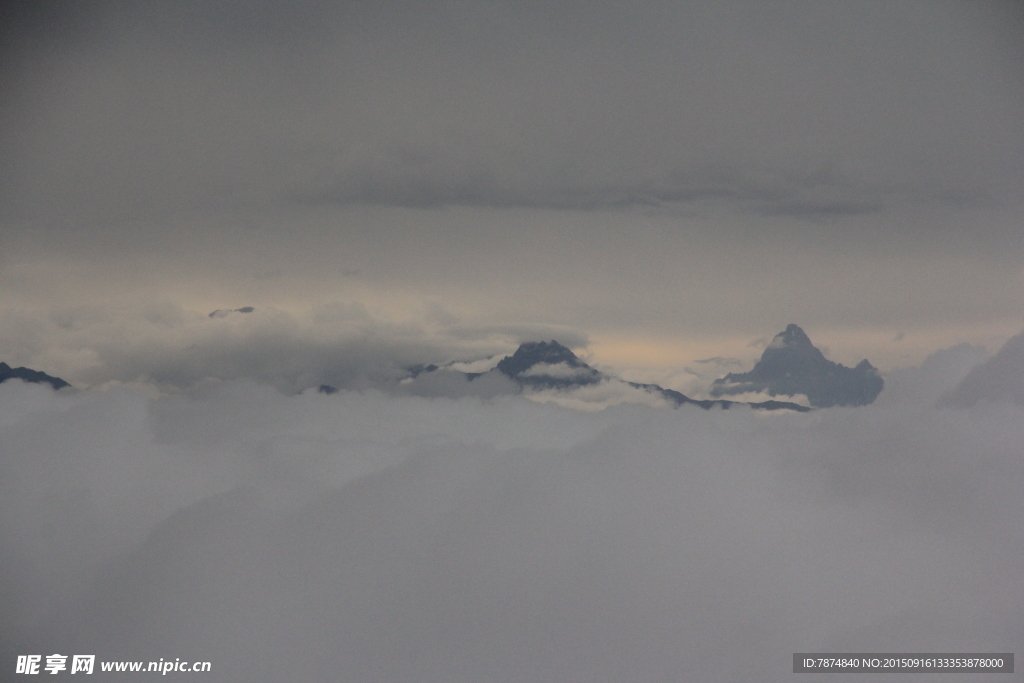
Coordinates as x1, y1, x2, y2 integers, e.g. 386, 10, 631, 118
0, 362, 71, 390
709, 324, 882, 407
492, 340, 810, 412
495, 341, 602, 388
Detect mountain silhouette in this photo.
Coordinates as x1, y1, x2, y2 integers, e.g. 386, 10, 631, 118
709, 324, 882, 407
493, 340, 810, 411
0, 362, 71, 390
496, 341, 602, 388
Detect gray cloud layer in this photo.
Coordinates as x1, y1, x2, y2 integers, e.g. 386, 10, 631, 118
2, 2, 1021, 224
1, 349, 1021, 681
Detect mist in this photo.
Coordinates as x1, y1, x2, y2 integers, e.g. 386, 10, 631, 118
1, 348, 1020, 682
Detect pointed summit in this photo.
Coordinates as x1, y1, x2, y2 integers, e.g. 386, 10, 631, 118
757, 323, 829, 373
768, 324, 814, 349
710, 325, 882, 407
496, 341, 587, 377
496, 340, 602, 388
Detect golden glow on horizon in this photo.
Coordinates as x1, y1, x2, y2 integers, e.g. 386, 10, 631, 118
588, 334, 757, 371
588, 318, 1024, 380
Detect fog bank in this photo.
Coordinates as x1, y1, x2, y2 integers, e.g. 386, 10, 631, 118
2, 360, 1015, 679
1, 352, 1020, 681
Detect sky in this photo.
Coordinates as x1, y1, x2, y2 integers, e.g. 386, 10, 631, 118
1, 0, 1022, 390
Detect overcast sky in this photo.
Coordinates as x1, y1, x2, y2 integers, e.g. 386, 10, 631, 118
1, 0, 1022, 388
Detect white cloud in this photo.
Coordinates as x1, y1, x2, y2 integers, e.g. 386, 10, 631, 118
0, 302, 525, 395
518, 361, 598, 380
710, 389, 812, 408
524, 378, 674, 411
446, 356, 502, 373
2, 376, 1020, 681
396, 368, 519, 399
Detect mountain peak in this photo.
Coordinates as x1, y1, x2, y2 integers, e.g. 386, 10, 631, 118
768, 324, 813, 350
759, 324, 828, 369
496, 340, 586, 377
496, 340, 603, 388
710, 325, 882, 407
398, 340, 809, 412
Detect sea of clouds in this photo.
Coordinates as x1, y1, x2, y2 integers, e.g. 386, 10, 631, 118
1, 348, 1021, 682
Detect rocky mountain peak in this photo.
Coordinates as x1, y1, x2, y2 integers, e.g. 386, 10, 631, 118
496, 340, 588, 378
767, 324, 814, 350
710, 325, 882, 407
